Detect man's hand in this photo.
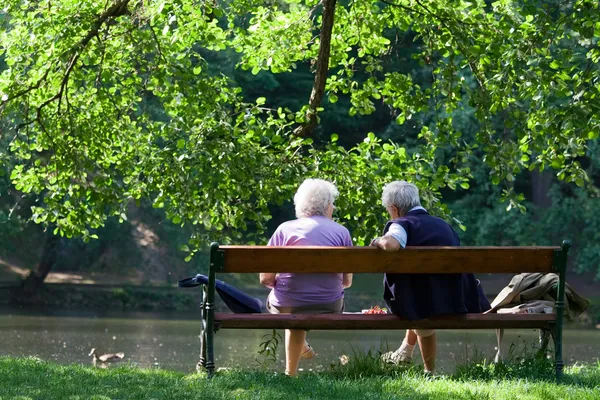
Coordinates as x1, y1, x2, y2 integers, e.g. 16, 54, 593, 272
371, 235, 401, 252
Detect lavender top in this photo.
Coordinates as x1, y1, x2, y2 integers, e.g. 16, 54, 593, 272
267, 216, 353, 307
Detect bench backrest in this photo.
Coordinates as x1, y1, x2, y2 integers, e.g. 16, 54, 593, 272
212, 245, 564, 274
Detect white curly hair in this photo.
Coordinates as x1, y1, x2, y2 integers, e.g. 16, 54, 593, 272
294, 179, 339, 218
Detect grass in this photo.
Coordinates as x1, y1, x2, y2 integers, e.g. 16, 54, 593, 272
1, 356, 599, 400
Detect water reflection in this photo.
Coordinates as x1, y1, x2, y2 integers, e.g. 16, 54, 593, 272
0, 310, 598, 373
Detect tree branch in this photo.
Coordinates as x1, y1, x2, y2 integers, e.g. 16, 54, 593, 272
293, 0, 337, 137
381, 0, 476, 26
77, 0, 130, 51
3, 0, 130, 109
33, 1, 131, 125
379, 0, 428, 18
148, 23, 168, 64
2, 68, 52, 104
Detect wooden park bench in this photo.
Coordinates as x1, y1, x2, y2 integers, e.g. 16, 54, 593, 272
187, 240, 571, 378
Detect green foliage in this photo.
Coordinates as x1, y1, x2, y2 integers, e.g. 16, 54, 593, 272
10, 284, 200, 311
454, 341, 555, 382
327, 340, 555, 382
307, 132, 469, 244
453, 184, 600, 277
255, 329, 283, 369
1, 0, 599, 260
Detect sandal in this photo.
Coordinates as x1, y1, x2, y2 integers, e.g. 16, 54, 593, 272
381, 346, 413, 365
300, 344, 316, 359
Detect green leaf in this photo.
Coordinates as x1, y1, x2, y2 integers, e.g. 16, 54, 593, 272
329, 94, 338, 103
330, 134, 339, 142
588, 131, 599, 140
549, 60, 560, 70
256, 97, 266, 105
177, 139, 186, 149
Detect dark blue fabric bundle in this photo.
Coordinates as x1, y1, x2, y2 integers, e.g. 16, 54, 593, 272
179, 274, 263, 313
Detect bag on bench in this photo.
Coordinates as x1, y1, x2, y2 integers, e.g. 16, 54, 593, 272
179, 274, 263, 313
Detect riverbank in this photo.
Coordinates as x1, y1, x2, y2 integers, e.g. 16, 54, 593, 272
1, 357, 599, 400
2, 279, 599, 325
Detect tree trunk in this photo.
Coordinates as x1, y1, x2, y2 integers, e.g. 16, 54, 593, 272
22, 228, 61, 295
531, 170, 553, 209
293, 0, 337, 137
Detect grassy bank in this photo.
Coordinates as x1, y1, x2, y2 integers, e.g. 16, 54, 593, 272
3, 277, 599, 325
1, 357, 599, 400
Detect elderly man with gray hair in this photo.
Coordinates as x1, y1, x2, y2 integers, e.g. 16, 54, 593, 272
371, 181, 490, 374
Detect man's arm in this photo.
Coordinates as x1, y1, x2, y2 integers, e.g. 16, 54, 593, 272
259, 273, 277, 288
372, 235, 401, 251
370, 223, 406, 252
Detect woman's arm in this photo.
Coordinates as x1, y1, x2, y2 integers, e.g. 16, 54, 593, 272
259, 273, 277, 288
342, 273, 353, 289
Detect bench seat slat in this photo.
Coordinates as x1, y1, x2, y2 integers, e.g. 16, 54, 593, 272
219, 246, 557, 273
215, 313, 555, 330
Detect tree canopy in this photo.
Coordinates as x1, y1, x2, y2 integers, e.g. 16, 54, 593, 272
1, 0, 599, 256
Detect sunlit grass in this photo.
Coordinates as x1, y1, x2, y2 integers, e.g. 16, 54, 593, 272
1, 356, 599, 400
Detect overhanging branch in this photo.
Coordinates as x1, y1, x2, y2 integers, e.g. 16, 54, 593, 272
3, 1, 131, 120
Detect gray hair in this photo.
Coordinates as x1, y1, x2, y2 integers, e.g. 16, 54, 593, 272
381, 181, 421, 216
294, 179, 339, 218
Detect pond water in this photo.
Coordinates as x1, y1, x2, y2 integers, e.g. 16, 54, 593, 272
1, 308, 598, 374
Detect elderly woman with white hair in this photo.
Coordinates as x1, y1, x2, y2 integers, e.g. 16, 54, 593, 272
371, 181, 490, 374
260, 178, 353, 377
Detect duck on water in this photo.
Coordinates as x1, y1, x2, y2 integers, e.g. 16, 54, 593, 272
88, 348, 125, 366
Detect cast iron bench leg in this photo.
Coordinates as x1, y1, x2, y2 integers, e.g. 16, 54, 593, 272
197, 285, 208, 372
205, 302, 215, 378
205, 248, 218, 378
553, 240, 571, 380
554, 322, 563, 380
